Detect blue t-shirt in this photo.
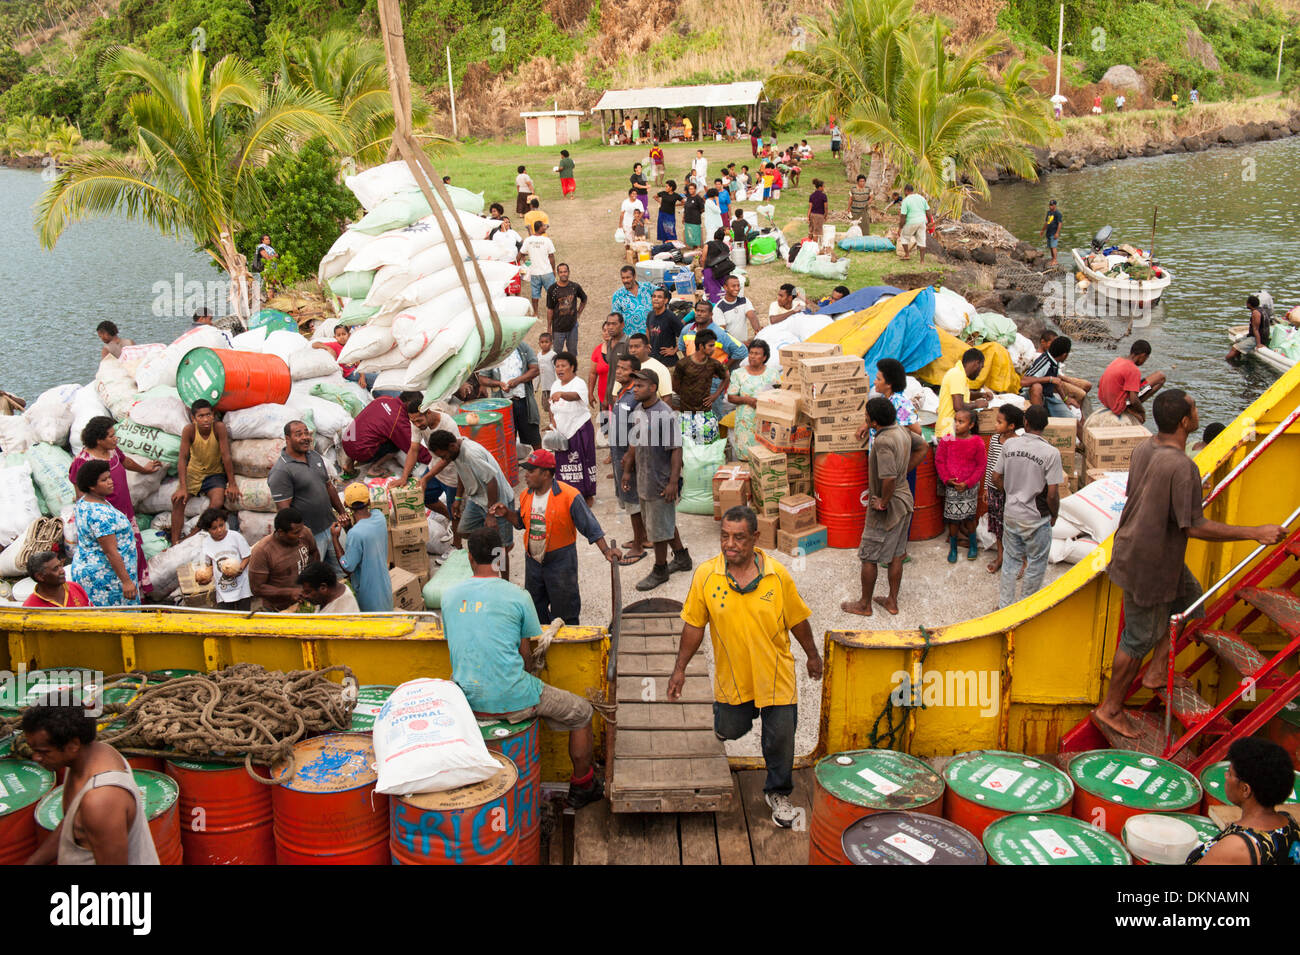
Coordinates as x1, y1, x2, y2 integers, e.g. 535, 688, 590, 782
339, 511, 393, 612
442, 576, 543, 713
717, 189, 730, 214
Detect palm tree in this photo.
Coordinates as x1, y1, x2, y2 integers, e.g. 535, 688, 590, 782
44, 122, 83, 162
34, 47, 343, 317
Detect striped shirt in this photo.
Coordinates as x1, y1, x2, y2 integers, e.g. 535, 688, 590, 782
984, 433, 1004, 482
1024, 351, 1060, 398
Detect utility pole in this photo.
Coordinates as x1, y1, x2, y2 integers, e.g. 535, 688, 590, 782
1054, 3, 1065, 100
1278, 32, 1286, 84
446, 45, 458, 138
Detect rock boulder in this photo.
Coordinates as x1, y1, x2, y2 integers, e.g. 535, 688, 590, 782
1100, 64, 1146, 92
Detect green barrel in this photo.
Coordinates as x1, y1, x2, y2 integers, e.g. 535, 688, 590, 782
984, 813, 1131, 865
1200, 759, 1300, 808
1069, 750, 1202, 836
943, 750, 1074, 837
0, 759, 56, 863
349, 685, 396, 731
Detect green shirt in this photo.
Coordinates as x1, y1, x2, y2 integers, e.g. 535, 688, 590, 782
558, 156, 575, 177
900, 193, 929, 226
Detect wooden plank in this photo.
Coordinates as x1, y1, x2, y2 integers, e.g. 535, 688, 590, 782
643, 815, 682, 865
616, 729, 726, 758
612, 757, 734, 792
712, 776, 753, 865
620, 615, 683, 635
618, 653, 702, 676
608, 811, 646, 864
738, 768, 813, 866
679, 813, 720, 865
610, 788, 735, 813
616, 702, 714, 729
616, 675, 711, 702
572, 799, 613, 865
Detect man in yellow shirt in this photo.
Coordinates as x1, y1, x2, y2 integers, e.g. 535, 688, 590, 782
671, 505, 822, 828
523, 197, 549, 235
936, 348, 993, 439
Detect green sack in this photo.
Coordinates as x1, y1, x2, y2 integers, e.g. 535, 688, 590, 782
422, 548, 473, 609
140, 530, 169, 560
749, 235, 777, 256
327, 270, 376, 300
676, 435, 726, 515
966, 312, 1018, 348
113, 421, 181, 468
339, 299, 380, 325
27, 443, 76, 515
248, 308, 296, 334
310, 382, 366, 417
352, 187, 487, 235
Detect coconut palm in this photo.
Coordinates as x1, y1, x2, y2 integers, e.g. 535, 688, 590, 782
34, 47, 343, 317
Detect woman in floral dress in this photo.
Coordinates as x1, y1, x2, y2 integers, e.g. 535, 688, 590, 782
70, 460, 140, 606
726, 340, 780, 460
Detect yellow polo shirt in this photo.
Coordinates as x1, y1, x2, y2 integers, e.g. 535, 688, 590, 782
936, 362, 973, 439
680, 550, 812, 708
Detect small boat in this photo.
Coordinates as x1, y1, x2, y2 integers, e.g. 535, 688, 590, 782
1228, 324, 1294, 374
1072, 226, 1172, 311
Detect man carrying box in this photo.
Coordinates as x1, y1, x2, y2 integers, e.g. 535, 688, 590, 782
671, 504, 822, 828
843, 397, 928, 617
489, 450, 621, 626
329, 483, 393, 613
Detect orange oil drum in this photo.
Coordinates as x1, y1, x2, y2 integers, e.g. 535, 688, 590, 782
455, 411, 511, 488
175, 347, 292, 412
0, 760, 56, 864
35, 768, 184, 864
165, 758, 275, 865
1067, 750, 1201, 837
909, 444, 943, 541
480, 717, 542, 865
390, 752, 519, 865
810, 750, 945, 865
463, 398, 519, 484
942, 750, 1073, 839
812, 451, 868, 548
272, 734, 389, 865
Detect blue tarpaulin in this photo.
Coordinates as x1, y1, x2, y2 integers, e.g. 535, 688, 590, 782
815, 285, 904, 317
860, 286, 941, 385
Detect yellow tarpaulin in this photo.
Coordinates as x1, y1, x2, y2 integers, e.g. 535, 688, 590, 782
807, 287, 925, 357
914, 335, 1022, 394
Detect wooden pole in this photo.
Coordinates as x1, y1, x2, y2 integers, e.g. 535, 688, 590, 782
1054, 3, 1064, 100
1150, 206, 1158, 261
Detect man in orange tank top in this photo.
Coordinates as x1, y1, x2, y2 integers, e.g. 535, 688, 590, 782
171, 399, 239, 544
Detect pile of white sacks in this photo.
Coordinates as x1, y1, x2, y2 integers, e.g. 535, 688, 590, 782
317, 161, 535, 406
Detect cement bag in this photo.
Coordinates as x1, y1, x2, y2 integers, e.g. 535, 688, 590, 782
1058, 473, 1129, 543
345, 222, 449, 273
384, 260, 521, 317
933, 287, 977, 336
0, 517, 63, 578
807, 255, 850, 281
422, 548, 472, 609
0, 414, 37, 454
68, 385, 110, 454
338, 324, 395, 364
1052, 515, 1084, 541
373, 677, 500, 795
1050, 536, 1099, 564
425, 512, 453, 557
233, 475, 275, 512
355, 346, 409, 374
224, 403, 298, 441
147, 534, 204, 598
310, 382, 368, 418
128, 389, 190, 435
286, 347, 338, 382
139, 529, 169, 561
116, 343, 165, 376
319, 229, 375, 284
676, 435, 726, 515
327, 269, 375, 301
237, 510, 275, 542
27, 443, 76, 514
125, 464, 166, 508
346, 161, 422, 211
139, 477, 180, 515
24, 383, 79, 446
230, 328, 268, 352
136, 325, 233, 392
312, 317, 339, 342
1010, 333, 1037, 373
290, 395, 352, 439
94, 355, 140, 420
113, 421, 180, 467
231, 439, 283, 478
0, 464, 42, 548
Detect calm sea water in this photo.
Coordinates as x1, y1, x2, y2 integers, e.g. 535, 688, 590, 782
980, 135, 1300, 429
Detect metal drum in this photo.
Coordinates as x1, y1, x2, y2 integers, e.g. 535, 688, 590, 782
0, 759, 55, 864
390, 751, 519, 865
1068, 750, 1201, 837
1198, 759, 1299, 813
348, 685, 397, 732
942, 750, 1074, 839
272, 733, 389, 865
983, 812, 1131, 865
35, 769, 184, 865
841, 811, 985, 865
480, 717, 542, 865
165, 759, 275, 865
810, 750, 944, 865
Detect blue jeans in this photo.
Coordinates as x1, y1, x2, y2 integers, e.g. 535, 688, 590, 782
999, 519, 1052, 608
424, 476, 455, 514
1022, 387, 1070, 419
313, 528, 343, 574
345, 369, 377, 391
529, 272, 556, 299
714, 700, 796, 795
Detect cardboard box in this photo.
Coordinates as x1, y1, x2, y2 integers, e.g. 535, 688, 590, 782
1043, 417, 1076, 452
785, 452, 811, 482
387, 484, 425, 526
789, 477, 812, 497
757, 515, 779, 549
758, 497, 783, 518
808, 408, 864, 432
801, 391, 869, 416
367, 489, 392, 525
801, 377, 871, 399
747, 444, 788, 486
751, 479, 789, 514
712, 464, 751, 500
390, 567, 423, 612
813, 428, 868, 453
756, 419, 812, 454
755, 390, 801, 426
778, 494, 817, 532
798, 355, 865, 382
1085, 468, 1128, 487
713, 501, 722, 521
777, 523, 828, 557
1083, 422, 1150, 453
391, 542, 429, 580
718, 479, 747, 512
778, 342, 841, 369
389, 520, 430, 549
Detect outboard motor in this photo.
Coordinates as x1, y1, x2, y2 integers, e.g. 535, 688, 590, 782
1090, 225, 1113, 252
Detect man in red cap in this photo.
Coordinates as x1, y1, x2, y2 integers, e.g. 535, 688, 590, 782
490, 449, 620, 625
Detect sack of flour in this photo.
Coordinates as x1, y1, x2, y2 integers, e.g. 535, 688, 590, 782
373, 678, 500, 795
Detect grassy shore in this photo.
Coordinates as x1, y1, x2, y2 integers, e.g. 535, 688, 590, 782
1047, 97, 1296, 154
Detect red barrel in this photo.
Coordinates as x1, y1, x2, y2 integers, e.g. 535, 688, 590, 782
942, 750, 1073, 839
455, 410, 512, 487
464, 397, 519, 485
125, 755, 166, 773
813, 451, 868, 548
390, 752, 519, 865
1068, 750, 1201, 837
480, 717, 541, 865
1266, 699, 1300, 770
910, 444, 943, 540
165, 758, 276, 865
0, 760, 55, 864
272, 734, 390, 865
810, 750, 945, 865
175, 347, 292, 412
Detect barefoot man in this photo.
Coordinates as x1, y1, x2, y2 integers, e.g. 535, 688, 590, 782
1094, 390, 1285, 737
842, 397, 928, 617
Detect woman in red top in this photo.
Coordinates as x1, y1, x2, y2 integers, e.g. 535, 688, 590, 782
23, 551, 91, 608
935, 408, 987, 563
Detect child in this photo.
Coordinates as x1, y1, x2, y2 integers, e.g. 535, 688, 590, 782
935, 408, 987, 563
983, 404, 1024, 574
537, 331, 557, 424
198, 507, 252, 610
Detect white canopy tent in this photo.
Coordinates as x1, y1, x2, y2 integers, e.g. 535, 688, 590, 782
591, 82, 765, 143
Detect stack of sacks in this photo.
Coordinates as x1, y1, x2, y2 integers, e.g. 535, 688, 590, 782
316, 161, 537, 409
932, 287, 977, 335
1048, 471, 1129, 564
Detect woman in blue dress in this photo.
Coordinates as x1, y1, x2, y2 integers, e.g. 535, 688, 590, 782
70, 459, 140, 606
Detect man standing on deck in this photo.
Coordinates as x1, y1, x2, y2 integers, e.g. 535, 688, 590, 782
268, 420, 345, 571
672, 505, 822, 828
1094, 391, 1285, 738
489, 449, 620, 625
23, 706, 159, 864
842, 397, 928, 618
427, 429, 516, 577
442, 527, 605, 809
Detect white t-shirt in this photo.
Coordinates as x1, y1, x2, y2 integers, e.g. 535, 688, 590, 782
520, 235, 556, 278
418, 412, 461, 486
201, 530, 252, 603
516, 172, 534, 195
492, 227, 521, 255
717, 295, 755, 342
692, 157, 708, 183
537, 350, 558, 391
320, 587, 360, 613
620, 198, 640, 234
526, 488, 550, 561
495, 349, 526, 400
768, 298, 806, 322
549, 376, 591, 439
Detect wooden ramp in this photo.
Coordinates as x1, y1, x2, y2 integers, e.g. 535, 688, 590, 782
576, 769, 813, 864
608, 605, 734, 813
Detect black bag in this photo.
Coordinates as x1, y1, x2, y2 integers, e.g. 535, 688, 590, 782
249, 245, 264, 273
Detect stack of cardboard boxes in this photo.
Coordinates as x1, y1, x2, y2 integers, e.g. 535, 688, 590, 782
1083, 422, 1149, 485
776, 493, 826, 556
1043, 417, 1080, 494
386, 484, 430, 611
798, 354, 869, 455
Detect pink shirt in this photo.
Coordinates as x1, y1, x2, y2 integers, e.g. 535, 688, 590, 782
935, 434, 987, 489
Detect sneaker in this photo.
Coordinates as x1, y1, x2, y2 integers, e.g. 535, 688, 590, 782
567, 775, 605, 809
667, 549, 693, 575
765, 791, 798, 829
636, 563, 671, 591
